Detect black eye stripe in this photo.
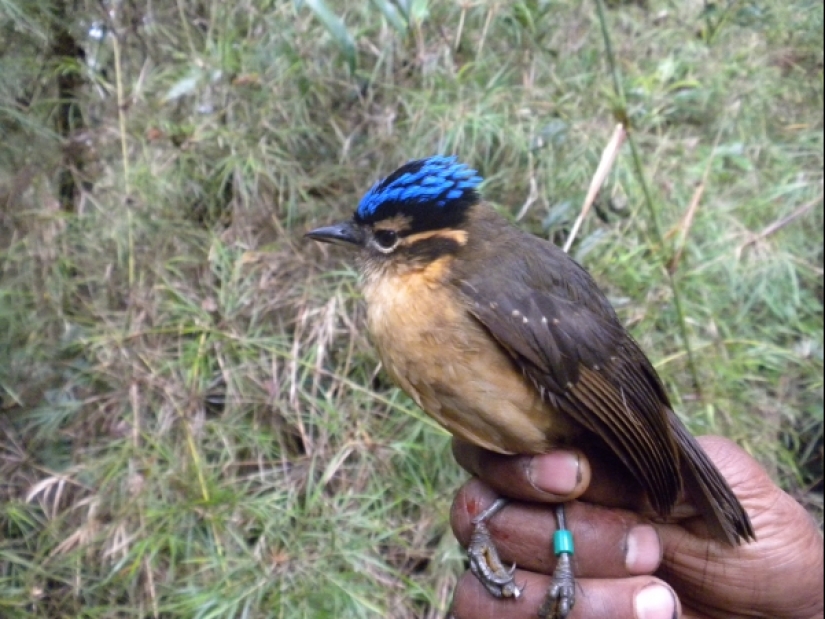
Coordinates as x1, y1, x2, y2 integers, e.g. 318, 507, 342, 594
402, 236, 462, 261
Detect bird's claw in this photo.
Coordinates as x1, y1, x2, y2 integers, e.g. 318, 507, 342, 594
468, 519, 522, 599
538, 552, 576, 619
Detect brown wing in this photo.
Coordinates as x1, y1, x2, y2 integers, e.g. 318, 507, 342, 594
456, 250, 682, 515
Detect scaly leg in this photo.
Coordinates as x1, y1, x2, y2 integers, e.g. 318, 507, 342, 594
467, 498, 521, 599
539, 503, 576, 619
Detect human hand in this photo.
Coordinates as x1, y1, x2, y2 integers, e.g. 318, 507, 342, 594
449, 436, 824, 619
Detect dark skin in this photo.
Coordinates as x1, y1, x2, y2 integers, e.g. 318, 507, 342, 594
450, 436, 824, 619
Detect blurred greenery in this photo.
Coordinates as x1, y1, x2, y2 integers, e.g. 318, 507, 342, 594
0, 0, 822, 616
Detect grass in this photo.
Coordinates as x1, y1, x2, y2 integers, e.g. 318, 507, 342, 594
1, 0, 822, 617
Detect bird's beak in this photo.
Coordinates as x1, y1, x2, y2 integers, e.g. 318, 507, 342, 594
305, 220, 365, 248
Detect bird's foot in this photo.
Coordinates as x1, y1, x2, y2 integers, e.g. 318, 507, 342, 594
538, 552, 575, 619
467, 498, 521, 599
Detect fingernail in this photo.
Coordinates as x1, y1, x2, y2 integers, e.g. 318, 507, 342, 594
528, 451, 581, 495
625, 525, 662, 574
635, 584, 677, 619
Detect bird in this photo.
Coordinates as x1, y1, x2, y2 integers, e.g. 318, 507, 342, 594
305, 155, 754, 619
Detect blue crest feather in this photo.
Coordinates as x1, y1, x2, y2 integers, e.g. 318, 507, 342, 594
355, 156, 483, 225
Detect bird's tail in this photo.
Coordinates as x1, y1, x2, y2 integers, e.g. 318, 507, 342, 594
667, 409, 756, 546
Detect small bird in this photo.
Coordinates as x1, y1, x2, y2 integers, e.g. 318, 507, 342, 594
306, 155, 754, 619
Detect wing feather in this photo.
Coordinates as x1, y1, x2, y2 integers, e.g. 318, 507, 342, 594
457, 246, 682, 515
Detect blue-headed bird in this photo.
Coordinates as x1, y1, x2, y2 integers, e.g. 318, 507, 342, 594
306, 156, 754, 619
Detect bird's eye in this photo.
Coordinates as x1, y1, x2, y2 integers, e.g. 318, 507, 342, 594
373, 230, 399, 251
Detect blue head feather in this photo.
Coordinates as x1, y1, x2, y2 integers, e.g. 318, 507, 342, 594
355, 156, 483, 226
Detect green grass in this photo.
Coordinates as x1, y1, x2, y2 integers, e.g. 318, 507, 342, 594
1, 0, 823, 616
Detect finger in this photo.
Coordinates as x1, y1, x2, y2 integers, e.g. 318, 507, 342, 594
450, 571, 681, 619
451, 479, 663, 578
452, 437, 646, 510
452, 438, 590, 502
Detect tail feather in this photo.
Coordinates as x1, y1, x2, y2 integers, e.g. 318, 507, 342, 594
667, 409, 755, 545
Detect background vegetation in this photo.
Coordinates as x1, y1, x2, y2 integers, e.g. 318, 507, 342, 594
1, 0, 822, 617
